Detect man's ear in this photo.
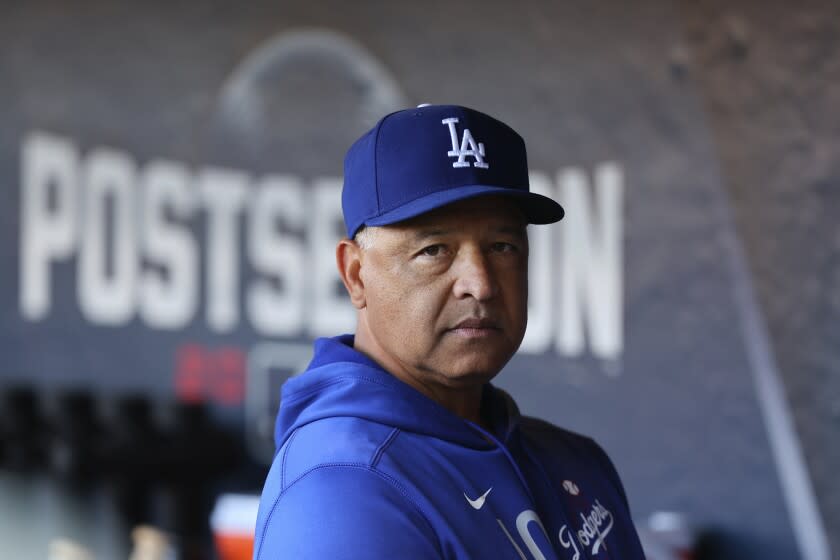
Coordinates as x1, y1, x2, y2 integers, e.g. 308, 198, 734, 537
336, 238, 366, 309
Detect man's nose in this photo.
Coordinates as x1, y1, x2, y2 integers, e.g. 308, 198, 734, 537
452, 249, 498, 301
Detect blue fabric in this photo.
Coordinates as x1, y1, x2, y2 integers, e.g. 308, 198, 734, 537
254, 335, 646, 559
341, 104, 564, 238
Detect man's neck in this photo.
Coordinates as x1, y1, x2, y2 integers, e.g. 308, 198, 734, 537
352, 327, 488, 429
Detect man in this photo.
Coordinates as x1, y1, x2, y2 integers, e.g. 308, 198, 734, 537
253, 104, 645, 559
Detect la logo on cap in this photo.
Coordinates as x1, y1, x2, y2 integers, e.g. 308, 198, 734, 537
442, 117, 489, 169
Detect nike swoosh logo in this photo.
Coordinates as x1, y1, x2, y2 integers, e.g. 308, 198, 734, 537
464, 487, 493, 510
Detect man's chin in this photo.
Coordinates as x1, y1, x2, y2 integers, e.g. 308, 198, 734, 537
438, 358, 510, 387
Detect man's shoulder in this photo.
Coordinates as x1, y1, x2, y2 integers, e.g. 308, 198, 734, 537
517, 416, 614, 473
275, 416, 397, 488
255, 419, 441, 560
518, 415, 630, 506
518, 415, 599, 451
254, 463, 440, 560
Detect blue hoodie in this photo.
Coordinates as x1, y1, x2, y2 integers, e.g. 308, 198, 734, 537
254, 335, 645, 559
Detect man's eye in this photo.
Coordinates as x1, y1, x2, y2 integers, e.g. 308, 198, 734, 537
420, 244, 445, 257
491, 242, 518, 253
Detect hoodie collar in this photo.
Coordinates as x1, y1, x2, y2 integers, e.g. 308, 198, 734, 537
306, 334, 382, 370
275, 335, 522, 450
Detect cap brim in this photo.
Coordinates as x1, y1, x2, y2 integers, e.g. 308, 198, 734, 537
363, 185, 564, 230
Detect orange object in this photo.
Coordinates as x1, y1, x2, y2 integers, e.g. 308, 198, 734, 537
210, 494, 260, 560
214, 532, 254, 560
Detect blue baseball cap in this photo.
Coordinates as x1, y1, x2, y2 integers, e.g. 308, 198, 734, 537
341, 104, 564, 238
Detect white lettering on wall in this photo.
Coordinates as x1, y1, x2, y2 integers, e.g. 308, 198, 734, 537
139, 160, 199, 329
20, 133, 79, 321
200, 168, 249, 332
557, 163, 624, 359
521, 165, 624, 360
17, 131, 624, 362
247, 176, 305, 336
77, 148, 137, 325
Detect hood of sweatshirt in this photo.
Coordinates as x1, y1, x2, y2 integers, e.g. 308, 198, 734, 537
274, 334, 521, 452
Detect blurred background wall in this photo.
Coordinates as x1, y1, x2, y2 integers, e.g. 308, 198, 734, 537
0, 1, 837, 559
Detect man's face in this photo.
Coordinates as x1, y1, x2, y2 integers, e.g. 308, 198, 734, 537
356, 196, 529, 391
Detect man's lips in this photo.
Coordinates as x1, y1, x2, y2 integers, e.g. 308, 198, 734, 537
453, 318, 499, 329
447, 318, 501, 337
